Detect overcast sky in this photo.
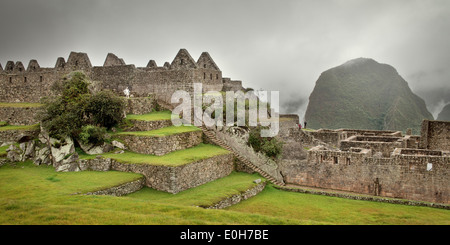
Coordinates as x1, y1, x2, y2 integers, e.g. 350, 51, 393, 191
1, 0, 449, 119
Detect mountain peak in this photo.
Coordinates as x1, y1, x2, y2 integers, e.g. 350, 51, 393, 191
342, 57, 377, 66
305, 59, 433, 133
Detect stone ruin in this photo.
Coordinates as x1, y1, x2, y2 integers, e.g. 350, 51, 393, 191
279, 116, 449, 204
0, 49, 448, 204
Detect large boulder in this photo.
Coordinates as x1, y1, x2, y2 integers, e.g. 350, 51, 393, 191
55, 152, 80, 172
51, 137, 75, 163
6, 144, 23, 162
33, 146, 51, 166
78, 140, 114, 155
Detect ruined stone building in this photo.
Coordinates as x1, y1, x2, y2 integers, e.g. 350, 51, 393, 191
0, 49, 243, 104
280, 118, 449, 204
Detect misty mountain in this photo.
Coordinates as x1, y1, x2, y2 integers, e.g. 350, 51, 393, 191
304, 58, 433, 134
437, 104, 450, 121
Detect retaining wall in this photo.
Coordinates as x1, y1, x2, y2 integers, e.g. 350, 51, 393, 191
79, 152, 234, 194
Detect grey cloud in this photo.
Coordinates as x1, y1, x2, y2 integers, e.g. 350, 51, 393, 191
1, 0, 449, 119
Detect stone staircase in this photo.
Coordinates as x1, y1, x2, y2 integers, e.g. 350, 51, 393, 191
200, 125, 285, 186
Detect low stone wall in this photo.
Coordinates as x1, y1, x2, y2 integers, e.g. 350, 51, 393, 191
84, 177, 145, 196
275, 186, 449, 210
340, 136, 403, 157
308, 129, 340, 147
79, 152, 234, 194
126, 119, 172, 132
0, 158, 8, 167
0, 128, 40, 143
0, 106, 41, 125
116, 130, 202, 156
203, 181, 267, 209
125, 97, 155, 115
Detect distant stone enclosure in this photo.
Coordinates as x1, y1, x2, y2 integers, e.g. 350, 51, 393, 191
280, 120, 450, 204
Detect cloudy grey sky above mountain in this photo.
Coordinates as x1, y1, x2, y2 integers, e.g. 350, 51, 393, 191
1, 0, 449, 119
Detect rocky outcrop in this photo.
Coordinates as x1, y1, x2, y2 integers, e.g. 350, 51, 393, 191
78, 141, 113, 155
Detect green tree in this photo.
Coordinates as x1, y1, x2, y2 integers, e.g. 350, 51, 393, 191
247, 126, 283, 159
38, 71, 125, 144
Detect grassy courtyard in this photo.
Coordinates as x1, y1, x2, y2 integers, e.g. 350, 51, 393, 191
0, 161, 448, 225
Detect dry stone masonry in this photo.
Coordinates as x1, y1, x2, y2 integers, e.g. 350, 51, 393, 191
280, 121, 450, 204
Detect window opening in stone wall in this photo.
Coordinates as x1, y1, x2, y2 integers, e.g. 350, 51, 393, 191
216, 74, 218, 80
427, 163, 433, 171
40, 76, 43, 82
333, 156, 338, 164
181, 59, 184, 65
75, 61, 78, 66
204, 64, 207, 68
9, 77, 12, 83
210, 73, 212, 80
24, 77, 27, 83
204, 73, 206, 79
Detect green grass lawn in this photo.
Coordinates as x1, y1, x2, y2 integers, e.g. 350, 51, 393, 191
226, 185, 450, 225
115, 125, 200, 137
0, 121, 7, 127
0, 161, 448, 225
0, 102, 43, 108
79, 143, 230, 167
0, 124, 40, 131
126, 110, 172, 121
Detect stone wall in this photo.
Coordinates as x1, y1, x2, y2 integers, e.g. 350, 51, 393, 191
0, 128, 40, 143
126, 119, 172, 132
125, 97, 155, 115
283, 148, 450, 204
203, 181, 267, 209
340, 135, 403, 157
222, 78, 243, 92
420, 120, 450, 151
84, 177, 145, 196
116, 130, 203, 156
307, 129, 340, 147
80, 152, 234, 194
0, 106, 41, 125
275, 186, 449, 210
0, 49, 226, 105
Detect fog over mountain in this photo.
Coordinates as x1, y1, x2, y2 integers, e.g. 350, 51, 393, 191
0, 0, 449, 121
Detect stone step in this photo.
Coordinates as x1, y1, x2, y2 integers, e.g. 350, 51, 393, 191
200, 126, 285, 186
